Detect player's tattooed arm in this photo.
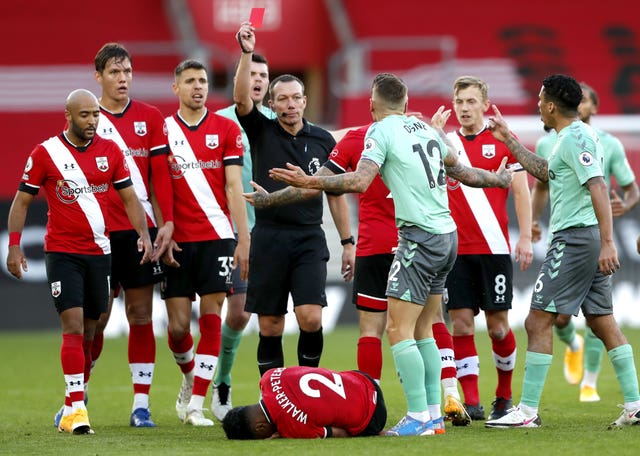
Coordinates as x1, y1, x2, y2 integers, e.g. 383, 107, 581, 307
503, 136, 549, 182
244, 180, 320, 209
444, 151, 512, 188
269, 159, 378, 193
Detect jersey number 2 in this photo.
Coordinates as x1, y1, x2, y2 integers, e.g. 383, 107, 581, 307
299, 372, 346, 399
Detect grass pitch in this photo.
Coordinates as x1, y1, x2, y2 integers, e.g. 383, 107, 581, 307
2, 325, 640, 455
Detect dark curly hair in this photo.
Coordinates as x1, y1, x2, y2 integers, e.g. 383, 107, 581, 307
222, 406, 255, 440
542, 74, 582, 115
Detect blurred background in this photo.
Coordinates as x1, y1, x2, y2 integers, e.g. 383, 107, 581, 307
1, 0, 639, 333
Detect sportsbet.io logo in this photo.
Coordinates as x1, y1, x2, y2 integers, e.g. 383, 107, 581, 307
168, 155, 222, 179
55, 179, 108, 204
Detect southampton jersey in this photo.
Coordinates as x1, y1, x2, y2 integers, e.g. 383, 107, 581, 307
165, 110, 243, 242
446, 128, 518, 254
98, 99, 172, 232
324, 125, 397, 256
216, 104, 276, 231
260, 367, 379, 438
362, 115, 455, 234
548, 121, 604, 233
19, 134, 132, 255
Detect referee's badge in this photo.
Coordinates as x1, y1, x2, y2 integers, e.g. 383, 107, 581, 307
51, 281, 61, 298
206, 134, 219, 149
134, 121, 147, 136
482, 144, 496, 158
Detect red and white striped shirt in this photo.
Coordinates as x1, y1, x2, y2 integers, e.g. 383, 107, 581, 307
98, 99, 173, 232
165, 110, 243, 242
446, 128, 516, 255
19, 134, 132, 255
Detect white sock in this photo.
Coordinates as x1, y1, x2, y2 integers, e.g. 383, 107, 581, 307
581, 371, 599, 389
518, 403, 538, 417
441, 377, 460, 400
133, 393, 149, 411
407, 410, 430, 422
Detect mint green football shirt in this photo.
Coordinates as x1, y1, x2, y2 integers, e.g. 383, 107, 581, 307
547, 121, 604, 233
362, 114, 456, 234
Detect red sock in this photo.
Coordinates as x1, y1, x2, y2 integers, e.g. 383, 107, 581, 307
168, 330, 195, 374
357, 337, 382, 381
454, 334, 480, 405
432, 322, 457, 382
197, 314, 222, 356
129, 322, 156, 395
61, 334, 84, 404
82, 338, 92, 384
91, 331, 104, 363
192, 314, 221, 397
492, 329, 516, 399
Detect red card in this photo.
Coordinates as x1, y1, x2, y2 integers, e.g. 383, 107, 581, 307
249, 7, 265, 28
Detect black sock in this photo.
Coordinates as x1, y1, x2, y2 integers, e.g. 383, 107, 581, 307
257, 333, 284, 376
298, 327, 323, 367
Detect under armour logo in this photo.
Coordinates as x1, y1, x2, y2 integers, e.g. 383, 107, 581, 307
495, 295, 506, 303
138, 371, 152, 378
102, 127, 113, 134
496, 359, 512, 366
152, 264, 162, 275
64, 163, 76, 170
174, 140, 185, 146
68, 380, 82, 386
456, 363, 469, 370
199, 362, 214, 371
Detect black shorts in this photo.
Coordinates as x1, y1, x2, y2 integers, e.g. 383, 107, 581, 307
45, 252, 111, 320
161, 239, 235, 299
352, 254, 393, 312
110, 228, 163, 291
445, 254, 513, 314
245, 224, 329, 316
356, 371, 387, 436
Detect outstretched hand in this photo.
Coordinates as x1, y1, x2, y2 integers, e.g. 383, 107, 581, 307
495, 156, 513, 188
269, 163, 312, 188
242, 181, 270, 209
487, 104, 511, 142
430, 105, 452, 130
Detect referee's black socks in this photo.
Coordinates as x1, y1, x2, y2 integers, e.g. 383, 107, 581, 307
298, 327, 323, 367
257, 334, 284, 376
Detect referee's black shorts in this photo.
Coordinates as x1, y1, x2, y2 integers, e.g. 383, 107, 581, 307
246, 224, 329, 315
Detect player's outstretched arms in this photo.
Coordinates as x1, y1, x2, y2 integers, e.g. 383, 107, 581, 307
445, 155, 512, 188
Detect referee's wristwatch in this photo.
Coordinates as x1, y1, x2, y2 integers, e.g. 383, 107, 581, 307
340, 236, 355, 246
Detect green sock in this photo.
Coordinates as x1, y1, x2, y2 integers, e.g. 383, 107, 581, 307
608, 344, 640, 403
416, 338, 441, 408
391, 339, 427, 413
555, 320, 576, 347
520, 351, 553, 408
213, 323, 243, 386
584, 326, 604, 375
